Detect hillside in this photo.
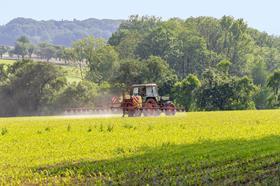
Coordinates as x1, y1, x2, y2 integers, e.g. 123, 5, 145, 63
0, 18, 123, 46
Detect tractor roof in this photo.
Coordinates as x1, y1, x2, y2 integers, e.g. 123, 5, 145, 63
132, 83, 157, 87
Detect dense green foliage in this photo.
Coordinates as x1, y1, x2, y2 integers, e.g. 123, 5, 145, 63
0, 18, 122, 46
0, 111, 279, 184
0, 60, 101, 116
267, 70, 280, 107
13, 36, 34, 59
1, 15, 280, 116
172, 74, 201, 111
107, 15, 280, 110
0, 61, 65, 116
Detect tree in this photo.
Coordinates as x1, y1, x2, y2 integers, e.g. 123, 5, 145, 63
185, 16, 222, 52
219, 16, 253, 76
53, 46, 64, 61
135, 26, 176, 59
254, 87, 272, 109
217, 59, 231, 75
0, 61, 66, 116
114, 59, 144, 86
142, 56, 169, 83
262, 48, 280, 71
27, 44, 35, 58
172, 74, 201, 111
251, 61, 268, 86
61, 47, 73, 64
72, 36, 106, 80
175, 31, 212, 78
142, 56, 177, 95
267, 70, 280, 107
0, 46, 8, 59
108, 15, 161, 49
13, 36, 33, 59
86, 45, 119, 84
232, 77, 257, 109
36, 43, 56, 62
72, 40, 86, 79
196, 70, 256, 110
118, 15, 161, 34
53, 81, 98, 111
116, 31, 141, 59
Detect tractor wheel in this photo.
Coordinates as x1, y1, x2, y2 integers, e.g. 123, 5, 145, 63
164, 103, 176, 116
143, 98, 159, 117
155, 109, 161, 116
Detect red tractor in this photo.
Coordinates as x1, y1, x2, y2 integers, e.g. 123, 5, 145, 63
111, 84, 176, 117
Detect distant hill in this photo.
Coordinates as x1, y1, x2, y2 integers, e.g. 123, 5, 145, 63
0, 18, 123, 46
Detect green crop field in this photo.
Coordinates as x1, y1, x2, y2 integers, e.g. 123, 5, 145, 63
0, 111, 280, 185
0, 59, 81, 83
0, 59, 15, 65
56, 64, 82, 83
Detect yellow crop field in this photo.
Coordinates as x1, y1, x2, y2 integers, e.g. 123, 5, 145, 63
0, 111, 280, 185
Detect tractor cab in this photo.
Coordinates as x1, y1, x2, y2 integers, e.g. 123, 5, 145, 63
131, 84, 160, 102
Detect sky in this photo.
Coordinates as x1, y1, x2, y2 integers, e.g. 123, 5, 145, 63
1, 0, 280, 35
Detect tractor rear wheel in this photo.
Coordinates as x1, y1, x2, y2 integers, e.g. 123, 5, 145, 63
164, 103, 176, 116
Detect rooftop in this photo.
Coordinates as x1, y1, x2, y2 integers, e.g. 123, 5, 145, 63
132, 83, 157, 87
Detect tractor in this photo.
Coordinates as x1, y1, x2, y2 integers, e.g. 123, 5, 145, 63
65, 83, 177, 117
112, 83, 176, 117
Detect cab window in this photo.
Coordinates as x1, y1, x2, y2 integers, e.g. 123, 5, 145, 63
152, 86, 159, 97
146, 87, 153, 97
139, 87, 146, 96
132, 87, 139, 96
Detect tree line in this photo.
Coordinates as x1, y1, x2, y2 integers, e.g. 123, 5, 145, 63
0, 15, 279, 116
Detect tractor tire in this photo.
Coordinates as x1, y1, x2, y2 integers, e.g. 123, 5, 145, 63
164, 103, 176, 116
143, 109, 149, 117
143, 98, 160, 117
155, 109, 161, 116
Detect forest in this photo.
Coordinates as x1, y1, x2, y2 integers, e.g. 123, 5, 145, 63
0, 17, 122, 46
0, 15, 280, 116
